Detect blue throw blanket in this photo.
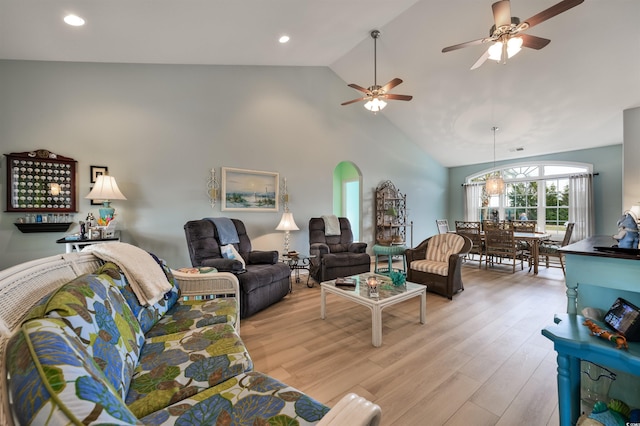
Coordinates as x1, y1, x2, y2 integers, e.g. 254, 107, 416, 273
205, 217, 240, 245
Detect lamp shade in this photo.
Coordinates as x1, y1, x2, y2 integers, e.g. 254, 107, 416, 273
86, 175, 127, 201
485, 175, 505, 196
276, 212, 299, 231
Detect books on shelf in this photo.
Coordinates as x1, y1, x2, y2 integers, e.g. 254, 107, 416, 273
335, 277, 356, 287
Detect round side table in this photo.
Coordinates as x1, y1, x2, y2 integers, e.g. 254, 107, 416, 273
373, 244, 407, 275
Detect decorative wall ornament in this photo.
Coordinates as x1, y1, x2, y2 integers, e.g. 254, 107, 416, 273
207, 168, 219, 208
280, 177, 289, 210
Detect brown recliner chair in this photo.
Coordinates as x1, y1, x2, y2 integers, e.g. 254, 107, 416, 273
184, 218, 291, 318
405, 233, 472, 300
308, 217, 371, 283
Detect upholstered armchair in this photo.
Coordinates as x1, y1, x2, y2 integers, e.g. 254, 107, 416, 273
405, 233, 472, 300
308, 217, 371, 283
184, 218, 291, 318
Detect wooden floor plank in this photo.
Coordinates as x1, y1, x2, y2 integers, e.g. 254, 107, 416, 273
241, 263, 567, 425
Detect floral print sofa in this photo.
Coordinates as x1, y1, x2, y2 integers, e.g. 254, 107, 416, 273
0, 250, 381, 426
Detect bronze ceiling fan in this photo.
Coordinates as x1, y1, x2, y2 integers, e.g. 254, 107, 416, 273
341, 30, 412, 112
442, 0, 584, 70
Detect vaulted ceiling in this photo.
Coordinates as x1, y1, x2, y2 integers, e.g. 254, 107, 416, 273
1, 0, 638, 167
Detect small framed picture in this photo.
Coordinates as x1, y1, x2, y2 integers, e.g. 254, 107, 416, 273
90, 166, 108, 183
89, 166, 108, 205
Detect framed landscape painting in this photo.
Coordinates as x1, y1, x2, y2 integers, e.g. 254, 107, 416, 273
222, 167, 279, 212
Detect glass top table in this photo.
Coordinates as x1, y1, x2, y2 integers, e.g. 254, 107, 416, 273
320, 273, 426, 347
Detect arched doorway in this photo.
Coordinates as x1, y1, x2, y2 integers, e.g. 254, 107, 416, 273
333, 161, 363, 241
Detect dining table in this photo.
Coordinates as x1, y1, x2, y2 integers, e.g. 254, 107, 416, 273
512, 231, 551, 274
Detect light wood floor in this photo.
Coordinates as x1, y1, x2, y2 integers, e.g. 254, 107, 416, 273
241, 260, 568, 426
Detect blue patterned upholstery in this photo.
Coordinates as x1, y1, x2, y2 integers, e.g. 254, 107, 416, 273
5, 254, 332, 425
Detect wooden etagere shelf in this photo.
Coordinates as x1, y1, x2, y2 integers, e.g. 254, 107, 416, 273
375, 180, 412, 246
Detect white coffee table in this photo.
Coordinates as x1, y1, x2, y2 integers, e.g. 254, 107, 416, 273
320, 273, 426, 347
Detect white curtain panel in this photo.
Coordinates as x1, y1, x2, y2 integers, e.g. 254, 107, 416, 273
569, 174, 595, 242
464, 183, 483, 222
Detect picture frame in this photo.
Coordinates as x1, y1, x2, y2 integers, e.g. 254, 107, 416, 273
89, 166, 108, 205
222, 167, 279, 212
90, 166, 108, 184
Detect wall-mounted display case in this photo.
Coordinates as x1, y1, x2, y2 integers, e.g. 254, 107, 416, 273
5, 149, 77, 213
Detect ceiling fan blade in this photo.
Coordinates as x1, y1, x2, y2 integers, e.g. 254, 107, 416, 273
384, 94, 413, 101
521, 0, 584, 30
442, 37, 488, 53
347, 83, 371, 94
492, 0, 512, 28
520, 33, 551, 50
470, 49, 490, 70
341, 97, 367, 106
380, 78, 403, 93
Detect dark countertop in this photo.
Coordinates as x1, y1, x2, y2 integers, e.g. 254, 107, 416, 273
561, 235, 640, 260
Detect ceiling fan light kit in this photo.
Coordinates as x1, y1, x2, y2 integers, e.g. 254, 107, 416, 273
442, 0, 584, 69
341, 30, 412, 113
364, 98, 387, 112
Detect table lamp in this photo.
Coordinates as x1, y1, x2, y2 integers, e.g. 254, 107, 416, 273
85, 175, 127, 222
276, 211, 299, 253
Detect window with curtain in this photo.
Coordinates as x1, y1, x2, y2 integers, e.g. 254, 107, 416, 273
465, 162, 594, 240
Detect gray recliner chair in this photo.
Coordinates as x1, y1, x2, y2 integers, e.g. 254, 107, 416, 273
308, 217, 371, 283
184, 218, 291, 318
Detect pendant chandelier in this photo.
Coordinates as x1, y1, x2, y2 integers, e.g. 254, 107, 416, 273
485, 126, 505, 196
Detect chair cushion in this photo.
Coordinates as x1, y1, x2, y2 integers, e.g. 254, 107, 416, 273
126, 323, 253, 418
240, 263, 291, 293
99, 261, 180, 334
145, 297, 238, 338
322, 252, 371, 268
410, 260, 449, 276
425, 234, 466, 263
139, 372, 330, 425
540, 244, 561, 254
6, 318, 138, 425
39, 270, 146, 400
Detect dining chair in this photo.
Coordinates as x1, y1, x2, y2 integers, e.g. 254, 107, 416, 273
436, 219, 450, 234
484, 228, 524, 273
454, 221, 483, 268
482, 220, 512, 231
537, 223, 575, 275
512, 221, 536, 233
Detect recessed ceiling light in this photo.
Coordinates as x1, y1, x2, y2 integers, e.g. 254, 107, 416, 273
64, 14, 85, 26
279, 35, 290, 44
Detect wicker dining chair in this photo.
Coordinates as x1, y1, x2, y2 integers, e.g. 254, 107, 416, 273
512, 221, 536, 233
537, 223, 575, 275
484, 228, 524, 273
454, 221, 483, 268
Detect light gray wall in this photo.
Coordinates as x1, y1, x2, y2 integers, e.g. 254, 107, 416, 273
447, 145, 623, 236
623, 106, 640, 210
0, 60, 447, 270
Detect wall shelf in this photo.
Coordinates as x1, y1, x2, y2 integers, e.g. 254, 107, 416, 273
14, 222, 72, 233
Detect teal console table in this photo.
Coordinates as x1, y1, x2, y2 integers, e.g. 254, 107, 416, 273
542, 236, 640, 426
542, 314, 640, 426
561, 236, 640, 315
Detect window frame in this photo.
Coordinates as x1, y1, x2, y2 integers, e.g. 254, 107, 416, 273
466, 161, 592, 235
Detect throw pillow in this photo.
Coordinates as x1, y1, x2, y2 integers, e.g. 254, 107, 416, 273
220, 244, 246, 269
